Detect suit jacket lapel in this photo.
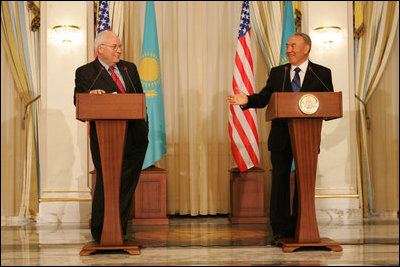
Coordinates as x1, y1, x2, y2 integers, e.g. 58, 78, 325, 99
117, 62, 131, 93
301, 61, 313, 91
283, 63, 292, 92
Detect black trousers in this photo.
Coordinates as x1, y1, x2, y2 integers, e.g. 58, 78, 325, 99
90, 120, 148, 241
270, 147, 298, 238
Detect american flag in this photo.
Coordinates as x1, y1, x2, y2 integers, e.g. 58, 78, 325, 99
228, 1, 260, 172
93, 1, 110, 59
97, 1, 110, 33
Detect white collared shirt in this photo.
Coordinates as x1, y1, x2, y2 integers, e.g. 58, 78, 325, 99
290, 60, 309, 87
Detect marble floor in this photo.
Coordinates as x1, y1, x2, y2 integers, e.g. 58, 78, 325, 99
1, 215, 399, 266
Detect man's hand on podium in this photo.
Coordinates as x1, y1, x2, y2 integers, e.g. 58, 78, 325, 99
90, 89, 106, 95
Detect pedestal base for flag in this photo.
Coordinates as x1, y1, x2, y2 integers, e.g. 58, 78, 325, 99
132, 166, 169, 225
229, 167, 268, 224
90, 168, 169, 226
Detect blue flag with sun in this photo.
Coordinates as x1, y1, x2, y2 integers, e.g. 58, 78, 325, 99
279, 1, 296, 65
139, 1, 167, 170
280, 1, 296, 172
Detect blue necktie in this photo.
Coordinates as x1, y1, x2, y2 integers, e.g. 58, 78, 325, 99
291, 67, 301, 92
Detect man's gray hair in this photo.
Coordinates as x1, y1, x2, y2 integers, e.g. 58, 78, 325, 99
293, 32, 312, 54
94, 31, 117, 52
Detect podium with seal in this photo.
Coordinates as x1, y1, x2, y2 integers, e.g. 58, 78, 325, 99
266, 92, 343, 252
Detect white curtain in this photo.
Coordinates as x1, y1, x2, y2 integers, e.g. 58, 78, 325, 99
250, 1, 283, 71
354, 1, 399, 215
109, 1, 124, 39
122, 1, 271, 215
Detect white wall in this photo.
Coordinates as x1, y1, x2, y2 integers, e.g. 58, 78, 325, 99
305, 1, 361, 220
38, 1, 92, 223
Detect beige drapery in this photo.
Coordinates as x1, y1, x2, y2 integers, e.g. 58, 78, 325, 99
109, 1, 124, 39
250, 1, 283, 71
1, 43, 25, 219
367, 27, 399, 214
1, 1, 40, 219
354, 1, 399, 215
122, 1, 270, 215
249, 1, 301, 71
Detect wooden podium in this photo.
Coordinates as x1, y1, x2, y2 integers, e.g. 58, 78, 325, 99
266, 92, 343, 252
76, 93, 146, 255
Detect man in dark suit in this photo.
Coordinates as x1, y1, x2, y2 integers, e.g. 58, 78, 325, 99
74, 30, 148, 242
227, 32, 334, 242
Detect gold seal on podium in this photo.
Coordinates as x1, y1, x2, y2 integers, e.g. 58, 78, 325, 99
298, 94, 319, 114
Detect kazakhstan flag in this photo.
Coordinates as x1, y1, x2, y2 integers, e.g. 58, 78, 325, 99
279, 1, 296, 172
279, 1, 296, 65
140, 1, 167, 170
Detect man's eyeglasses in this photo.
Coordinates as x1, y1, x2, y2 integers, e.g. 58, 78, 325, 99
101, 43, 123, 51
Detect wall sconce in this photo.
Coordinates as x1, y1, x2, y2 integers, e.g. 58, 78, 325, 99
51, 25, 83, 46
313, 26, 342, 47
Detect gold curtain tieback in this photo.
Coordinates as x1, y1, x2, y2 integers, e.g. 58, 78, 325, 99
354, 94, 370, 130
22, 95, 41, 128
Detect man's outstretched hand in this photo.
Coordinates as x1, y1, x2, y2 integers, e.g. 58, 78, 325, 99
226, 90, 248, 106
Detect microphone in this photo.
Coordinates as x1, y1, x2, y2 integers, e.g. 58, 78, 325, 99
123, 66, 147, 121
308, 67, 331, 92
88, 67, 105, 92
123, 66, 138, 93
281, 67, 288, 92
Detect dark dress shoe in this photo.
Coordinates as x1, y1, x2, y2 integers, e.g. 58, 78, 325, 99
92, 233, 101, 243
273, 234, 285, 240
271, 234, 285, 246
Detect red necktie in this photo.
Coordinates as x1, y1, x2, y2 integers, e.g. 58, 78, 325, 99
109, 66, 126, 94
